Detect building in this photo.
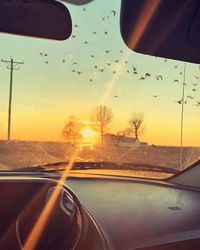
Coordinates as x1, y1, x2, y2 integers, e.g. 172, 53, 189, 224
103, 133, 148, 148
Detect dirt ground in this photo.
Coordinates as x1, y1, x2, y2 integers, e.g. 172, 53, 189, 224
0, 140, 200, 171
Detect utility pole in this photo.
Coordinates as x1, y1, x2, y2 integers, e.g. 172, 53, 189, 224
180, 62, 187, 171
1, 58, 24, 141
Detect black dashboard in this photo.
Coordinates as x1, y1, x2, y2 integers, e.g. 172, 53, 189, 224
0, 175, 200, 250
68, 176, 200, 250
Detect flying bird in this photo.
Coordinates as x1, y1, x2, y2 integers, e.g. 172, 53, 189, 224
156, 75, 163, 80
102, 15, 109, 21
74, 24, 79, 28
132, 66, 138, 75
152, 95, 157, 98
145, 73, 151, 78
62, 59, 66, 63
194, 75, 200, 79
72, 62, 78, 65
177, 99, 182, 104
114, 95, 119, 98
176, 99, 187, 104
132, 65, 137, 71
173, 79, 179, 83
192, 83, 198, 86
140, 77, 145, 80
105, 50, 111, 54
111, 10, 116, 16
72, 35, 76, 38
186, 95, 194, 99
196, 101, 200, 107
173, 65, 178, 69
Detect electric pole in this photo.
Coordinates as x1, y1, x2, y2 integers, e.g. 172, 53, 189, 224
1, 58, 24, 141
180, 62, 187, 171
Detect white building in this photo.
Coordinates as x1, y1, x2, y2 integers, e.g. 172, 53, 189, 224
103, 133, 147, 148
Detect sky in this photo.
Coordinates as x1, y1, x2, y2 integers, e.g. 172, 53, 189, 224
0, 0, 200, 146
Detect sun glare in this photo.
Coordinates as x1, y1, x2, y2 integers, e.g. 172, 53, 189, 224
80, 127, 97, 141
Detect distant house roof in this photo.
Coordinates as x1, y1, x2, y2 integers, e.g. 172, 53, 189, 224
120, 136, 139, 143
104, 133, 139, 143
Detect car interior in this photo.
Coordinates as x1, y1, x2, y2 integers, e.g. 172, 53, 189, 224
0, 0, 200, 249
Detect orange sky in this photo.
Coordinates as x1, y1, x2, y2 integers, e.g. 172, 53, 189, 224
0, 0, 200, 146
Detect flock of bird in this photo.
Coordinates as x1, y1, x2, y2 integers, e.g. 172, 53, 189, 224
38, 7, 200, 108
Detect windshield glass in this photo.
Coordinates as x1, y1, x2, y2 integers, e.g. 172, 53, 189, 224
0, 0, 200, 179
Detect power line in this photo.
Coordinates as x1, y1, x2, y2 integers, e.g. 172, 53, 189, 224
1, 58, 24, 141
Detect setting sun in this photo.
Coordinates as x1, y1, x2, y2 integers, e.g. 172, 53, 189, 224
79, 127, 99, 150
80, 128, 97, 141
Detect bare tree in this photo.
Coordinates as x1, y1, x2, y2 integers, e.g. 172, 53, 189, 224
129, 112, 144, 140
62, 116, 81, 145
92, 105, 113, 144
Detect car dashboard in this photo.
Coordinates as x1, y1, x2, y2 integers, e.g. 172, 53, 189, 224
0, 174, 200, 250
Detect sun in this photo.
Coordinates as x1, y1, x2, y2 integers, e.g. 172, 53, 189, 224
80, 127, 97, 141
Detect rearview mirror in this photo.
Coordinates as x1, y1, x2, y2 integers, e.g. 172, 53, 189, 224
0, 0, 72, 40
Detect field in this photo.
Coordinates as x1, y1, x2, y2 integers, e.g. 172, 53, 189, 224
0, 140, 200, 171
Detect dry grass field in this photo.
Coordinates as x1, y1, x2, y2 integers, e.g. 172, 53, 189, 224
0, 140, 199, 172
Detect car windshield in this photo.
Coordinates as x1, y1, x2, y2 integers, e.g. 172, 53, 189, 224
0, 0, 200, 179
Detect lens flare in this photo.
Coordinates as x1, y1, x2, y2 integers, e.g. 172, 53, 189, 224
23, 149, 79, 250
22, 3, 161, 249
100, 0, 160, 104
128, 0, 161, 50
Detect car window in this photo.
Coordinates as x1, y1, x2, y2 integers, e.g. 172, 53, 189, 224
0, 0, 199, 178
